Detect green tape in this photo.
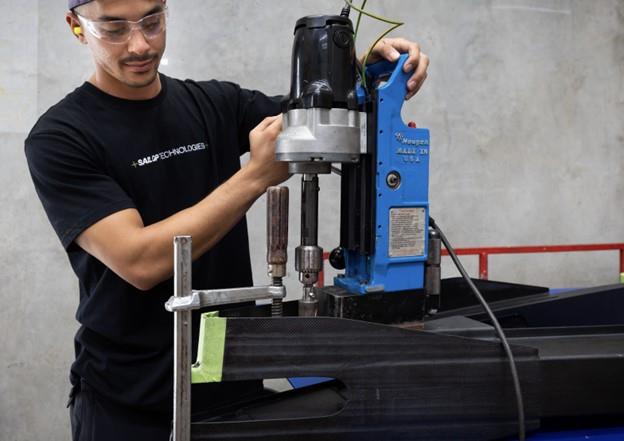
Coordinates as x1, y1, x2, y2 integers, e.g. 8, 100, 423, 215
620, 273, 624, 284
191, 312, 227, 384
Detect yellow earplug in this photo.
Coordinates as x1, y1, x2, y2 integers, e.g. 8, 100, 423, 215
73, 26, 82, 36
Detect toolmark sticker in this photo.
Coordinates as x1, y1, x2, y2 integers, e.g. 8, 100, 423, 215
389, 207, 426, 257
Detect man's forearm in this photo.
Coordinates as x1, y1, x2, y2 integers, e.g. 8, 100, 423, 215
134, 163, 267, 288
78, 163, 268, 291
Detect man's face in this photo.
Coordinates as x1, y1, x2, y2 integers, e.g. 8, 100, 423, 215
75, 0, 167, 89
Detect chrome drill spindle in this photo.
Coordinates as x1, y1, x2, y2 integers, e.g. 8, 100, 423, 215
296, 174, 322, 316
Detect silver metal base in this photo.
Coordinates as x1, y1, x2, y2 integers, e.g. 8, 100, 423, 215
276, 108, 367, 168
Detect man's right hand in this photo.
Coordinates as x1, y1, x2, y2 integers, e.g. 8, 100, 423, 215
247, 115, 290, 189
75, 114, 291, 291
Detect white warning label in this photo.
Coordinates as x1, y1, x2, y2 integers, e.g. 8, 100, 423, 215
388, 208, 426, 257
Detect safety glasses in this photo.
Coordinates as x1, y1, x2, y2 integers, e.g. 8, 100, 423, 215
76, 7, 168, 44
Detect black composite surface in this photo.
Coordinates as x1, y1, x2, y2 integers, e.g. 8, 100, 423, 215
188, 283, 624, 440
191, 316, 540, 440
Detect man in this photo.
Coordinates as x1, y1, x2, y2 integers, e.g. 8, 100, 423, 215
25, 0, 430, 439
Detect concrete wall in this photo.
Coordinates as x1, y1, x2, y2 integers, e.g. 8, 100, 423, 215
1, 0, 622, 439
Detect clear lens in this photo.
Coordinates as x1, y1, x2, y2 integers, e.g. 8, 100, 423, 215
141, 13, 166, 38
81, 9, 167, 44
95, 22, 131, 41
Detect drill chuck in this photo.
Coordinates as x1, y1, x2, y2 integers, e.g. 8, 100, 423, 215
295, 245, 323, 285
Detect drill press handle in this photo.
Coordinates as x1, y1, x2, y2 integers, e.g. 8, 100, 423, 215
266, 186, 289, 279
365, 53, 413, 104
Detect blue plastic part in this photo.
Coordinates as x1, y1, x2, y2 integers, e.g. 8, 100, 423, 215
287, 377, 333, 389
548, 288, 576, 295
356, 84, 367, 105
336, 54, 430, 294
518, 427, 624, 440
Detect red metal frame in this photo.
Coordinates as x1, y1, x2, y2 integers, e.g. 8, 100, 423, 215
318, 244, 624, 286
318, 252, 330, 288
442, 243, 624, 281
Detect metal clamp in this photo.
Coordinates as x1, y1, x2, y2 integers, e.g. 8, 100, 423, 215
168, 235, 288, 441
165, 285, 286, 312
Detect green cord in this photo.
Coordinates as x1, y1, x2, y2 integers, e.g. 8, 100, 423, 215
352, 0, 368, 85
345, 0, 402, 25
344, 0, 405, 88
354, 0, 367, 41
362, 22, 404, 74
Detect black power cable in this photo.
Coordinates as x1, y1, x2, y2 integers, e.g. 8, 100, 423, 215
429, 217, 526, 441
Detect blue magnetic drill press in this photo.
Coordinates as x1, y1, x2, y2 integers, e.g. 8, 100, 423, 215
276, 13, 440, 320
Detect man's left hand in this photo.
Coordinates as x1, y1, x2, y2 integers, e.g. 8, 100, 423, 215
362, 37, 430, 100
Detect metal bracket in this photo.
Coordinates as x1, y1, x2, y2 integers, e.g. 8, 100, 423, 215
165, 285, 286, 312
172, 236, 193, 441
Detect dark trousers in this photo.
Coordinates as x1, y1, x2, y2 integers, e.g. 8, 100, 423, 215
68, 378, 266, 440
69, 381, 171, 441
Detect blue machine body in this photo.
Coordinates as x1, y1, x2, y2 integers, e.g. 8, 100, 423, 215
335, 54, 430, 295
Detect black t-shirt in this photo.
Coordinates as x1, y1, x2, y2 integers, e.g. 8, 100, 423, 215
25, 74, 281, 413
